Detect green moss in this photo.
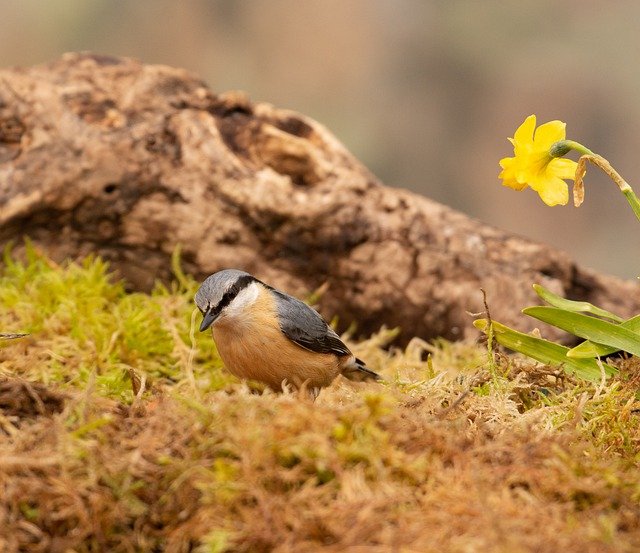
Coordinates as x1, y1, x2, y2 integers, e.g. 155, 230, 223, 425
0, 245, 230, 399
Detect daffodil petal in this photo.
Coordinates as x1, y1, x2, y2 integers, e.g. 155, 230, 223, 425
531, 176, 569, 207
549, 157, 578, 180
513, 115, 536, 149
534, 120, 566, 149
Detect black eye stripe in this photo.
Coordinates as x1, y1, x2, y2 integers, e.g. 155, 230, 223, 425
208, 274, 256, 318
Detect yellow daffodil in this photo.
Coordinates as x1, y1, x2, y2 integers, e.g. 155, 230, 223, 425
499, 115, 578, 206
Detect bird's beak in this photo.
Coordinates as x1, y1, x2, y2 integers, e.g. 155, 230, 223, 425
199, 307, 219, 332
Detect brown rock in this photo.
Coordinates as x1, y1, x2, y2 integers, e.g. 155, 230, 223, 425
0, 53, 638, 343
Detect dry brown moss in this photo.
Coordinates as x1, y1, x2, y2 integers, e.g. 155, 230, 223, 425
2, 371, 640, 553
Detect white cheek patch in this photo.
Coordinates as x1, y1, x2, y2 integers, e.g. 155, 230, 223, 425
225, 282, 260, 319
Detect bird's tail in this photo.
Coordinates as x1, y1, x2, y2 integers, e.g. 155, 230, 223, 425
341, 356, 381, 382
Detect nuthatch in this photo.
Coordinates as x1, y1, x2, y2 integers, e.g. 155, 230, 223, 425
195, 269, 380, 397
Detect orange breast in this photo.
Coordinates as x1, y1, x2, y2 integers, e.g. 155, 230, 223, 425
211, 289, 341, 390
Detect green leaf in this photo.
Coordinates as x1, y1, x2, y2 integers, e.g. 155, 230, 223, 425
523, 306, 640, 357
473, 319, 614, 381
532, 284, 623, 322
567, 313, 640, 358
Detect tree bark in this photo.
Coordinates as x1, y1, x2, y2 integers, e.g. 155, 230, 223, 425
1, 53, 638, 343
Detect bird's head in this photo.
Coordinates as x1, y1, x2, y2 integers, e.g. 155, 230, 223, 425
194, 269, 258, 332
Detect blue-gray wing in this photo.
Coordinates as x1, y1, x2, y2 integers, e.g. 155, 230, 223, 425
272, 291, 351, 357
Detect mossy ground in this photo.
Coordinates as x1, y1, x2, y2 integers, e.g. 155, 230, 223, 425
1, 248, 640, 552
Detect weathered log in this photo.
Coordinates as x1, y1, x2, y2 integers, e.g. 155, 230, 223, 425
1, 53, 638, 343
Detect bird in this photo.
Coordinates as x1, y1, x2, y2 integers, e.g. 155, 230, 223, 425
194, 269, 380, 397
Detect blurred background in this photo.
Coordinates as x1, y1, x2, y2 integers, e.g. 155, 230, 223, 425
1, 0, 638, 279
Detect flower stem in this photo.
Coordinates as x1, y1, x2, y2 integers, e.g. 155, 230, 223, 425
574, 154, 640, 221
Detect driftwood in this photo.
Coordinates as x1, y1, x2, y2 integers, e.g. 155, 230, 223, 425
1, 53, 638, 343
